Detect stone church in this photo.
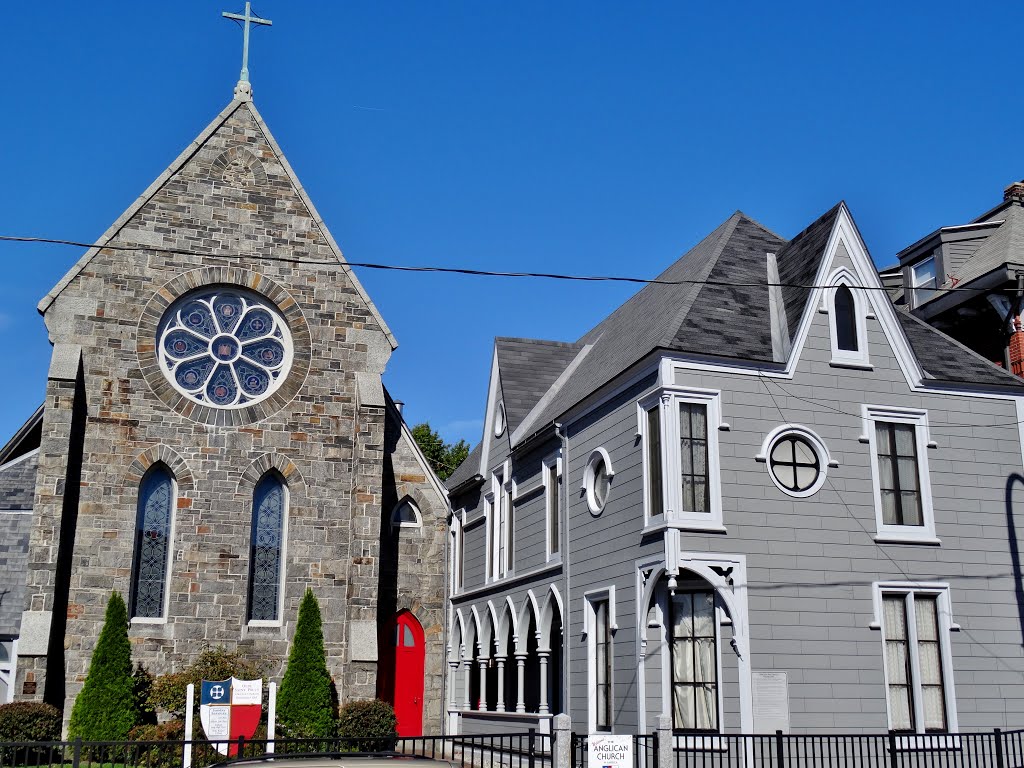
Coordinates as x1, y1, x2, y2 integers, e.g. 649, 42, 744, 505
0, 78, 449, 734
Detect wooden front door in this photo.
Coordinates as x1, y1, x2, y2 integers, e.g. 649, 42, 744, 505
392, 611, 425, 736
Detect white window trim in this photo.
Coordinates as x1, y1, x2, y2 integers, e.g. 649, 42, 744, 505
583, 586, 616, 732
756, 424, 836, 498
861, 405, 938, 545
483, 491, 495, 582
0, 639, 17, 704
637, 386, 724, 533
870, 582, 959, 735
487, 461, 513, 582
582, 448, 615, 516
390, 498, 423, 531
494, 400, 506, 437
130, 470, 178, 626
911, 257, 938, 309
542, 451, 563, 563
247, 479, 290, 628
822, 270, 871, 369
450, 510, 465, 594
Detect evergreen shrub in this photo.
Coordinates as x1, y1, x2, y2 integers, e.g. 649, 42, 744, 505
337, 699, 397, 752
68, 592, 138, 741
277, 589, 336, 739
0, 701, 62, 742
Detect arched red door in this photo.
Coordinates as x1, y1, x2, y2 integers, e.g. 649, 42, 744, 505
391, 611, 425, 736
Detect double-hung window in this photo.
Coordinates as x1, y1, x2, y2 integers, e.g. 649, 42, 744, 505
0, 640, 15, 703
585, 588, 615, 732
543, 453, 562, 560
638, 388, 722, 531
450, 512, 465, 593
488, 464, 512, 580
863, 406, 936, 544
874, 584, 957, 733
670, 590, 719, 731
911, 257, 937, 307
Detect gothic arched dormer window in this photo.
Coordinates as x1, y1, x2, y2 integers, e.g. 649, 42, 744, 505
834, 285, 858, 352
247, 472, 287, 623
130, 464, 175, 620
828, 279, 871, 368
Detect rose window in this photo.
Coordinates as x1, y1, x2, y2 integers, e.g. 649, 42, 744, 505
157, 289, 293, 409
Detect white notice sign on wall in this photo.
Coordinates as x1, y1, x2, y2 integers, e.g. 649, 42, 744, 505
589, 735, 633, 768
752, 671, 791, 733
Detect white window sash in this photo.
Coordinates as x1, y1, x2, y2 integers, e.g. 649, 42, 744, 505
823, 271, 871, 368
543, 452, 563, 561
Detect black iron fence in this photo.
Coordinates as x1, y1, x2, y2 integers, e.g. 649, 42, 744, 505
0, 731, 551, 768
572, 729, 1024, 768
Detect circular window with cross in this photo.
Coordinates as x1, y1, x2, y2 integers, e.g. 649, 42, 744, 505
760, 426, 832, 498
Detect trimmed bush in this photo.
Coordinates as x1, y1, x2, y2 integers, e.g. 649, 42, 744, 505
149, 647, 266, 720
133, 664, 157, 726
68, 592, 138, 741
0, 701, 62, 742
277, 589, 336, 739
337, 699, 397, 752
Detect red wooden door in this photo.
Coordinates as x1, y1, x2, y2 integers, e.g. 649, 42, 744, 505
392, 611, 425, 736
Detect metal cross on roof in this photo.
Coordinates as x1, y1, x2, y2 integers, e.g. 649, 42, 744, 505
222, 2, 272, 87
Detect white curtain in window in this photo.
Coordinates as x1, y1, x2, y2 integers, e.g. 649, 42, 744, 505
883, 596, 913, 731
915, 597, 946, 730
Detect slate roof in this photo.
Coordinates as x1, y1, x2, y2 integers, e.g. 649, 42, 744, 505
952, 202, 1024, 286
0, 451, 37, 637
445, 441, 482, 490
896, 310, 1024, 388
495, 338, 582, 434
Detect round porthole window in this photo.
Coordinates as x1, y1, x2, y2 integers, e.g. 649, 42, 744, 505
157, 288, 294, 409
584, 448, 614, 515
763, 427, 829, 498
494, 400, 506, 437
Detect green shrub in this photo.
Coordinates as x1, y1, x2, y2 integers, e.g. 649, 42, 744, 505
132, 664, 157, 726
337, 699, 397, 752
128, 720, 185, 742
149, 647, 266, 719
277, 589, 336, 739
68, 592, 138, 741
0, 701, 62, 742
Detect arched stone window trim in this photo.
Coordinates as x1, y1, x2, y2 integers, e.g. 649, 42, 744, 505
390, 496, 423, 531
246, 470, 289, 626
822, 268, 872, 369
129, 463, 176, 622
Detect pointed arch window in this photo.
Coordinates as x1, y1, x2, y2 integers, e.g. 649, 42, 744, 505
828, 278, 871, 368
130, 465, 175, 620
247, 472, 287, 623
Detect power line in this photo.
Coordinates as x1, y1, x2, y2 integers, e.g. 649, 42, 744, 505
0, 234, 1015, 295
758, 373, 1024, 682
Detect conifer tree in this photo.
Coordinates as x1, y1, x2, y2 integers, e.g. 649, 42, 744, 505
69, 592, 138, 740
277, 589, 336, 738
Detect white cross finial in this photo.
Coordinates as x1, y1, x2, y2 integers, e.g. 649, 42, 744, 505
222, 2, 272, 99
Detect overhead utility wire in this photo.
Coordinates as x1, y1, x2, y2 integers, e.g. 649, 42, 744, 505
0, 234, 1014, 296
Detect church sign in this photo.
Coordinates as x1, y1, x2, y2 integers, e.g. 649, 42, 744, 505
200, 677, 263, 755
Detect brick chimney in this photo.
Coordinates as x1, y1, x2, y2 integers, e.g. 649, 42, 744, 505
1012, 317, 1024, 377
1004, 180, 1024, 204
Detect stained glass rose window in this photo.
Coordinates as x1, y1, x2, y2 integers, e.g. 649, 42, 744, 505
157, 289, 293, 409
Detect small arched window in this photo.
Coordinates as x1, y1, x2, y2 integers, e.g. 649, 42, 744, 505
391, 498, 422, 530
834, 285, 858, 352
130, 465, 175, 620
247, 472, 287, 623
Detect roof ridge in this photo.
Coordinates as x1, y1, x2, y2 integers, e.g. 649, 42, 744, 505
495, 336, 578, 347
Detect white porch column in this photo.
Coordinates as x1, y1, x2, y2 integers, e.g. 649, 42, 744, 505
462, 659, 472, 710
447, 660, 461, 709
538, 650, 550, 715
515, 652, 527, 713
495, 656, 506, 712
477, 658, 489, 711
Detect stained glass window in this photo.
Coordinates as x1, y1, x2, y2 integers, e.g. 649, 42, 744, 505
158, 289, 293, 409
130, 465, 174, 619
247, 473, 286, 622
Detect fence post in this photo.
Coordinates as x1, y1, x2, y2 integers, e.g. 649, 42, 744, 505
528, 728, 537, 768
652, 731, 660, 768
996, 728, 1005, 768
72, 737, 82, 768
775, 729, 784, 768
888, 732, 898, 768
554, 714, 573, 768
657, 714, 672, 768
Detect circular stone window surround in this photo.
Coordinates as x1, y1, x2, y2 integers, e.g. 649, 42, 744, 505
138, 266, 311, 427
582, 447, 614, 516
756, 424, 836, 498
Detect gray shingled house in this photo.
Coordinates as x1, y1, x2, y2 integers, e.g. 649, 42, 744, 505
445, 202, 1024, 739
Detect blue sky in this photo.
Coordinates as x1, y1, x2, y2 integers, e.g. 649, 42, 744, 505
1, 2, 1020, 448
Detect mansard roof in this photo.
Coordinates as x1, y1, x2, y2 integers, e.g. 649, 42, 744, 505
38, 97, 397, 350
